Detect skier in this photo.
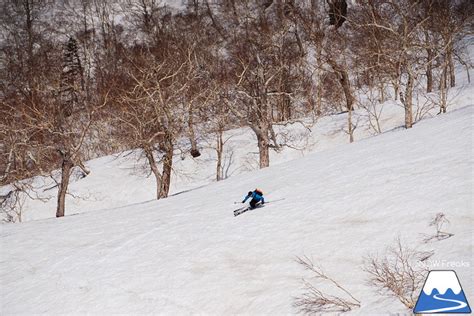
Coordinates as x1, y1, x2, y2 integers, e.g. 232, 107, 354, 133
242, 189, 265, 209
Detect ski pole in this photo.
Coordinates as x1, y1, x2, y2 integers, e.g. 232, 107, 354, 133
265, 198, 285, 204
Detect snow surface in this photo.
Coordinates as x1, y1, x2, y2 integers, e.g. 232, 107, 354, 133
1, 103, 472, 314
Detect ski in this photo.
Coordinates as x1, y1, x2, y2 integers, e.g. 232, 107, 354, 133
233, 204, 264, 217
233, 207, 250, 217
232, 198, 284, 217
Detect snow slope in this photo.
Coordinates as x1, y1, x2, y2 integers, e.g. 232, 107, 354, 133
4, 77, 474, 222
1, 104, 472, 314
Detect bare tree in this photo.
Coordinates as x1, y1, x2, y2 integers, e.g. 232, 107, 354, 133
112, 19, 198, 199
0, 181, 50, 222
351, 0, 433, 129
2, 67, 104, 218
212, 92, 236, 181
356, 87, 385, 134
351, 0, 471, 126
2, 0, 473, 221
221, 1, 306, 168
422, 212, 454, 242
0, 1, 106, 218
428, 0, 472, 113
294, 256, 361, 313
364, 238, 430, 309
1, 186, 25, 223
297, 0, 358, 142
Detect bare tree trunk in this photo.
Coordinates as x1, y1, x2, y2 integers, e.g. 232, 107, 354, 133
425, 31, 434, 93
457, 56, 470, 84
204, 0, 224, 38
392, 63, 401, 101
447, 49, 455, 88
403, 72, 414, 128
216, 130, 223, 181
279, 68, 292, 121
187, 105, 201, 158
439, 64, 447, 90
378, 81, 385, 103
77, 160, 90, 176
56, 152, 74, 218
158, 135, 173, 199
316, 81, 323, 115
348, 107, 354, 143
426, 48, 434, 93
1, 148, 14, 183
144, 146, 162, 200
339, 71, 353, 109
256, 131, 270, 169
269, 125, 280, 150
23, 0, 37, 102
438, 66, 447, 114
332, 62, 355, 143
393, 81, 399, 101
315, 51, 324, 115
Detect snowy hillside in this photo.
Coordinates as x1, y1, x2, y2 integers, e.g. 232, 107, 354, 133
3, 76, 474, 223
1, 104, 472, 314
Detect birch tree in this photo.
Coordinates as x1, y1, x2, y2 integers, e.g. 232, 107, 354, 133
223, 1, 305, 168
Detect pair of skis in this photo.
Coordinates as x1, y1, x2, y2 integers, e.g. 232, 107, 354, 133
233, 199, 284, 217
233, 204, 263, 217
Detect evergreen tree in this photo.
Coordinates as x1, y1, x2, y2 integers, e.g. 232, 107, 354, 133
60, 37, 83, 117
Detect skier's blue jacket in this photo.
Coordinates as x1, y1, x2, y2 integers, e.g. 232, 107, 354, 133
242, 191, 264, 203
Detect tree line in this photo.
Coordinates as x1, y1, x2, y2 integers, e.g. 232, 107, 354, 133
1, 0, 472, 218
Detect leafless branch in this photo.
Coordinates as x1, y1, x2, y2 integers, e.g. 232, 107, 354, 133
294, 256, 360, 313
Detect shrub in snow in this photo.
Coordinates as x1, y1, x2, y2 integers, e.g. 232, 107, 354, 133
422, 212, 454, 243
364, 238, 431, 309
293, 256, 361, 313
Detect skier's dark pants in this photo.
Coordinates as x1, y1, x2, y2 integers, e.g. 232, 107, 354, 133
249, 199, 260, 209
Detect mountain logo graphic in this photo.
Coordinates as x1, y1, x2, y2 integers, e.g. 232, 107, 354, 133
414, 270, 471, 313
